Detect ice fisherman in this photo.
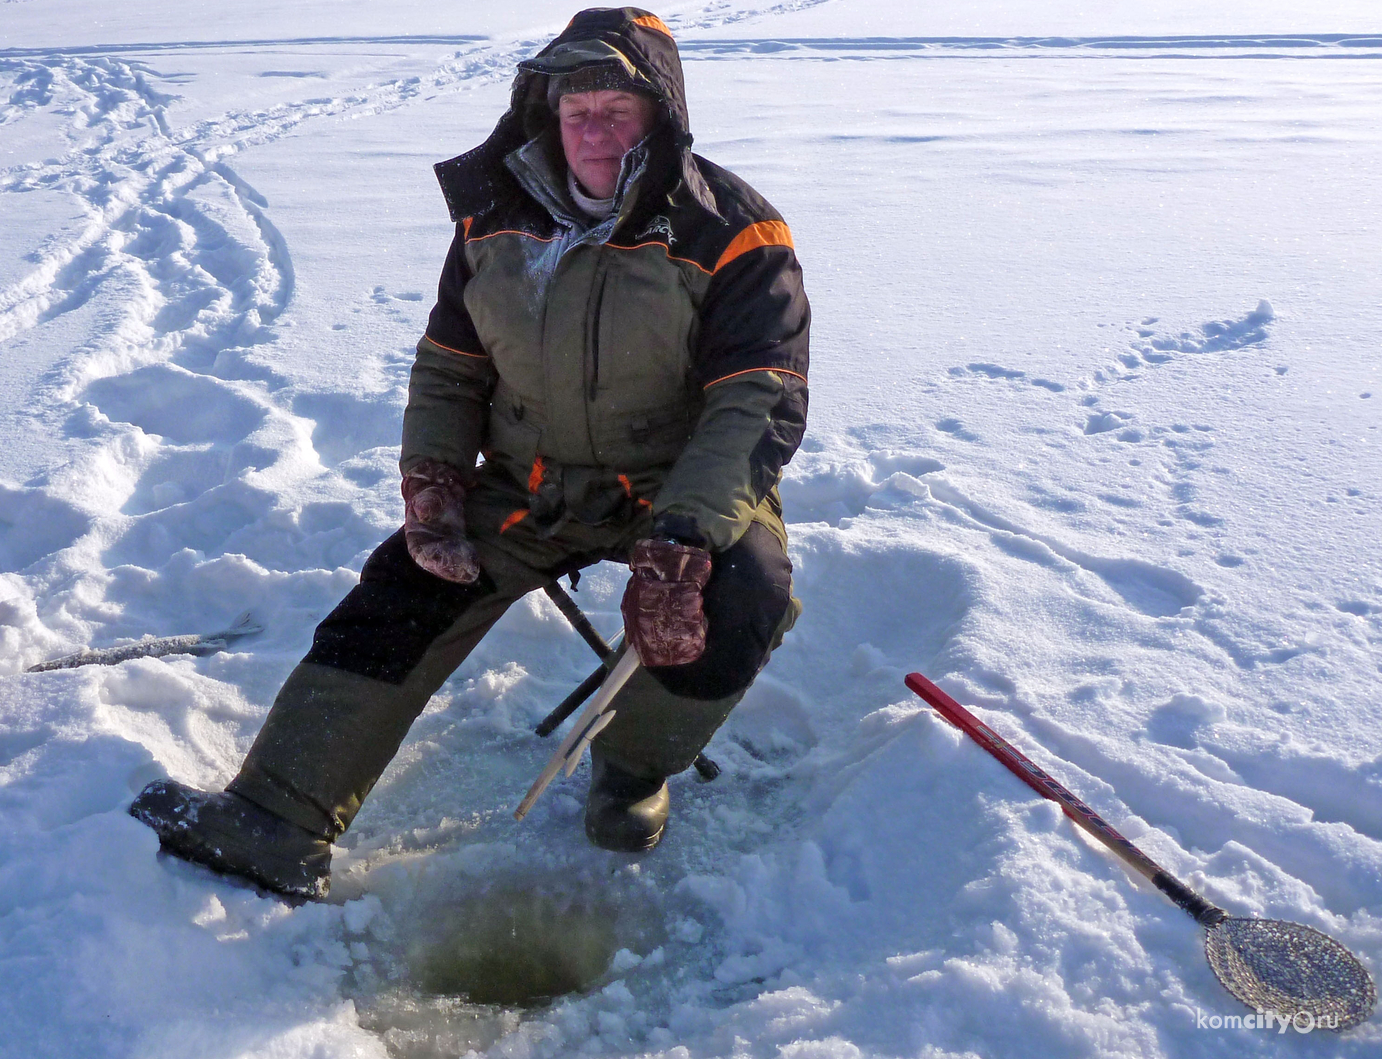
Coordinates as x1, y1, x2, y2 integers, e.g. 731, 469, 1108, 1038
130, 7, 810, 898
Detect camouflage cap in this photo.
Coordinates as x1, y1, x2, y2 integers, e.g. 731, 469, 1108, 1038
547, 63, 654, 110
519, 39, 661, 111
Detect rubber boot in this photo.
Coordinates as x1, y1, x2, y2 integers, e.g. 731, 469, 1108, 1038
128, 661, 446, 899
224, 662, 433, 838
584, 750, 670, 853
129, 779, 332, 898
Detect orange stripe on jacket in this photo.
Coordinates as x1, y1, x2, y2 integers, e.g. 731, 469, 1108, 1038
424, 335, 488, 359
527, 456, 546, 494
465, 227, 559, 246
632, 14, 673, 37
607, 240, 712, 276
703, 366, 808, 390
500, 509, 528, 534
714, 220, 794, 274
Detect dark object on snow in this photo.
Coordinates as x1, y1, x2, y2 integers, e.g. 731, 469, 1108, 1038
27, 612, 262, 672
537, 580, 720, 781
542, 580, 615, 661
905, 671, 1377, 1032
584, 750, 669, 853
129, 778, 332, 899
536, 658, 616, 738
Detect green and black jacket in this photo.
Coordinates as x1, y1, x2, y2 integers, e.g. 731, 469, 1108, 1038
402, 7, 809, 551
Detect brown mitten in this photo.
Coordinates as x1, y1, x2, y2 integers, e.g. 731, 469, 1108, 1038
401, 459, 480, 584
621, 539, 713, 667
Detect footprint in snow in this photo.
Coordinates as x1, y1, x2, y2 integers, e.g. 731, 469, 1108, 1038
926, 479, 1203, 618
1140, 299, 1275, 356
0, 485, 91, 573
1144, 693, 1225, 749
934, 416, 979, 442
780, 446, 943, 525
1103, 300, 1275, 380
82, 365, 268, 447
1082, 409, 1133, 436
948, 362, 1066, 392
1336, 600, 1377, 617
291, 390, 406, 468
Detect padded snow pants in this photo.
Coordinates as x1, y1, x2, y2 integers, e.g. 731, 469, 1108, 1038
226, 468, 799, 839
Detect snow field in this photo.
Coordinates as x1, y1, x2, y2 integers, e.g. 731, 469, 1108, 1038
3, 2, 1382, 1057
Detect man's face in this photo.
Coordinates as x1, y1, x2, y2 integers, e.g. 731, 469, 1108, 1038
558, 89, 658, 200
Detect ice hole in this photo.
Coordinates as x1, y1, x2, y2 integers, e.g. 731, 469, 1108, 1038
349, 870, 664, 1056
408, 886, 619, 1004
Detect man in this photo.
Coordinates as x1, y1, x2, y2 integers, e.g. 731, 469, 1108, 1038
129, 7, 809, 898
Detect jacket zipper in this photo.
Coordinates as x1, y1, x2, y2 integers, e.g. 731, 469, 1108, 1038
588, 271, 607, 402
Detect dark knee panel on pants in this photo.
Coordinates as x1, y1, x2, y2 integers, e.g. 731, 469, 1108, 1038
303, 529, 497, 684
644, 520, 794, 701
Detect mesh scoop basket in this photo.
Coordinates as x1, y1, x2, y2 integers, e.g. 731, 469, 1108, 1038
906, 672, 1376, 1032
1205, 916, 1376, 1030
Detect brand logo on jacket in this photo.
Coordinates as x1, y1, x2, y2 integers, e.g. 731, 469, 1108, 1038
638, 216, 674, 245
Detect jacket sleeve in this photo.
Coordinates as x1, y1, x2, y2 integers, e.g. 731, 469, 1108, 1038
400, 225, 497, 480
652, 238, 810, 550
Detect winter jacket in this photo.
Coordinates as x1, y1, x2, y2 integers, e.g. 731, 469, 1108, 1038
401, 7, 809, 552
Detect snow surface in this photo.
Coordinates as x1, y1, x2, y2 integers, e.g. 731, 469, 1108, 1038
2, 2, 1381, 1057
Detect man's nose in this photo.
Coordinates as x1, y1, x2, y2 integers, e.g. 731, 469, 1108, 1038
580, 115, 615, 141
